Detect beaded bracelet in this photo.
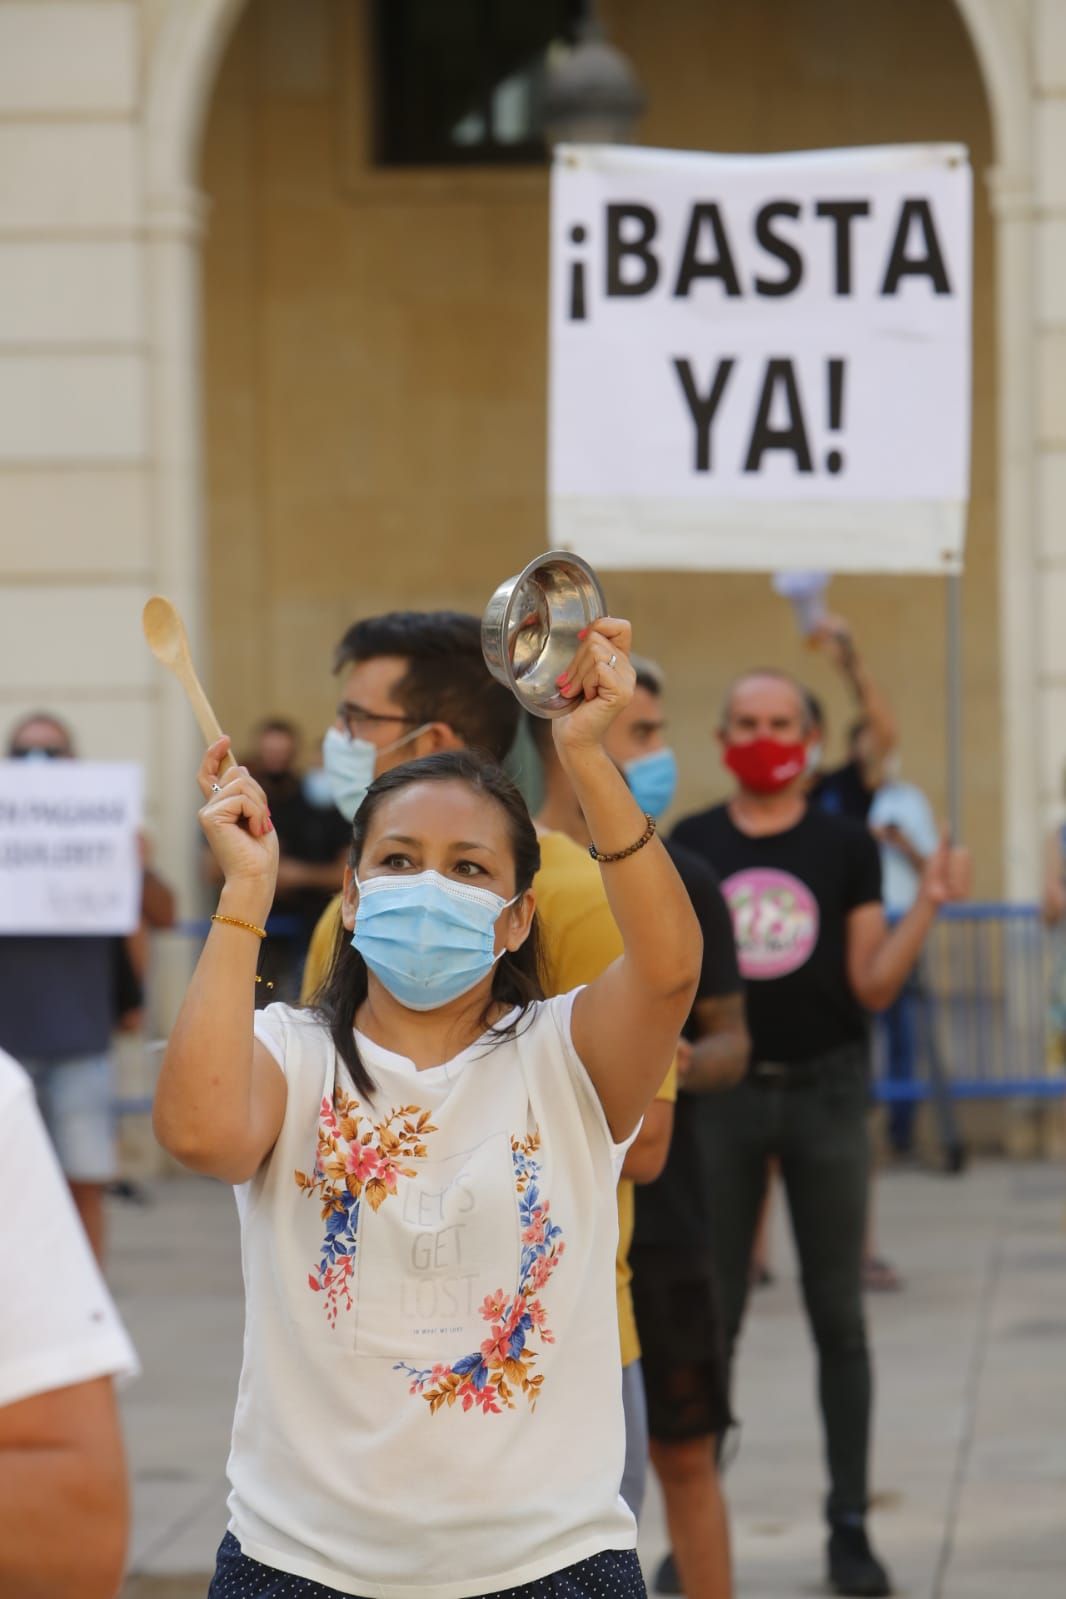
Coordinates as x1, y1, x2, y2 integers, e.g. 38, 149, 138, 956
210, 913, 267, 940
588, 813, 657, 864
210, 913, 273, 989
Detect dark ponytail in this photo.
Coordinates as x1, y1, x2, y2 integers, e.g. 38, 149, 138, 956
310, 751, 544, 1098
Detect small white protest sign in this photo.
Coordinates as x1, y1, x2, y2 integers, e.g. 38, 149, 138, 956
0, 762, 143, 934
549, 142, 972, 573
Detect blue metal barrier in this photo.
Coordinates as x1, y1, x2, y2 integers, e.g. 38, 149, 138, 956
872, 902, 1066, 1103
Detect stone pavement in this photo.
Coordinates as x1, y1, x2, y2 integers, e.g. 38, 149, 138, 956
112, 1160, 1066, 1599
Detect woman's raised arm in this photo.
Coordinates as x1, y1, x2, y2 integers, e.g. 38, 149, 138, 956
560, 621, 703, 1140
153, 737, 287, 1184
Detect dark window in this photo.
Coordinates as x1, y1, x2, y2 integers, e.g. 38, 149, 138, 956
373, 0, 581, 167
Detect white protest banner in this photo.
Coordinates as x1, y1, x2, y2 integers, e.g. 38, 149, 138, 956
0, 762, 143, 934
549, 143, 972, 573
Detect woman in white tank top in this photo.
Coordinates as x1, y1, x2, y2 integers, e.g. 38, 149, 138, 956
154, 618, 702, 1599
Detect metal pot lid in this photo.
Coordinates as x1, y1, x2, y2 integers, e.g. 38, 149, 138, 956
482, 550, 607, 719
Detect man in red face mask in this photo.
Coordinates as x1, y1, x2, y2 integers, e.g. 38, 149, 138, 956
669, 671, 969, 1599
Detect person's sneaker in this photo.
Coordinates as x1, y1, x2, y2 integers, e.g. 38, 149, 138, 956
827, 1524, 892, 1596
654, 1551, 683, 1595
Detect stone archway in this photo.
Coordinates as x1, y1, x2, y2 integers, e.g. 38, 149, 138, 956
142, 0, 1039, 892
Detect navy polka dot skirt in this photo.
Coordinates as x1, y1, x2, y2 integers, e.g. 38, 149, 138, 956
208, 1531, 646, 1599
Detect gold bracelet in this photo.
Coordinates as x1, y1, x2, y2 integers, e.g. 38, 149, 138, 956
211, 913, 267, 940
588, 813, 657, 864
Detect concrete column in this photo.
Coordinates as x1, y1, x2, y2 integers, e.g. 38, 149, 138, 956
954, 0, 1041, 896
143, 184, 210, 927
141, 0, 250, 941
1033, 0, 1066, 851
987, 163, 1040, 897
0, 2, 155, 773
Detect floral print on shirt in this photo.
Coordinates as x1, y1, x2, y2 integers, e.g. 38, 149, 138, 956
394, 1131, 565, 1415
295, 1090, 437, 1328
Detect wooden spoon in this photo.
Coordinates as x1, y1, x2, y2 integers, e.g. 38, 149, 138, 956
142, 596, 237, 775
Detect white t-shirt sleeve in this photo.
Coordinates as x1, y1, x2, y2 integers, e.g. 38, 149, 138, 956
0, 1052, 138, 1410
253, 1001, 293, 1075
538, 989, 641, 1177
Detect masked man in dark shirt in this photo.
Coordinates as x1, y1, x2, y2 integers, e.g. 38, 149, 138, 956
671, 669, 969, 1599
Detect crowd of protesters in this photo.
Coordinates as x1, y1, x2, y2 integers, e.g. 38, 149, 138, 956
0, 598, 970, 1599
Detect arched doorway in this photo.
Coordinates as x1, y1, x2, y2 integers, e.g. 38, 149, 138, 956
145, 0, 1034, 891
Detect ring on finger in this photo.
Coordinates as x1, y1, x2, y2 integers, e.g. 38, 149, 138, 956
210, 782, 222, 794
607, 653, 617, 669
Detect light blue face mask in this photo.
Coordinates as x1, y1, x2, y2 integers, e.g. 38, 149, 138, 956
322, 723, 429, 823
322, 727, 376, 822
351, 869, 519, 1012
624, 747, 678, 819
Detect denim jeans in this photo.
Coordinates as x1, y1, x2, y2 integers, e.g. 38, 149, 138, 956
21, 1051, 116, 1183
619, 1358, 648, 1523
703, 1047, 871, 1523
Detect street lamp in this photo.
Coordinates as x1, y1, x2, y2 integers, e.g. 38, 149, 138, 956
542, 2, 646, 146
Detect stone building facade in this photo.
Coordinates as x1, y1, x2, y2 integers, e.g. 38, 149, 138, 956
0, 0, 1061, 921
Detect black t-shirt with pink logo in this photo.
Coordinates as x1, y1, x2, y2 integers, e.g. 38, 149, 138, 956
670, 803, 882, 1064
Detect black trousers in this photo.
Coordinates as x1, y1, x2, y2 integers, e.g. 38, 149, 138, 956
703, 1047, 871, 1522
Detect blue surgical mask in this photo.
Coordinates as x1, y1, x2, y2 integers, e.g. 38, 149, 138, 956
322, 727, 377, 822
322, 722, 430, 823
351, 869, 519, 1012
624, 747, 678, 819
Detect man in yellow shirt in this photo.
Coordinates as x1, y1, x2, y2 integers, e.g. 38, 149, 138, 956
303, 648, 668, 1519
300, 611, 741, 1531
